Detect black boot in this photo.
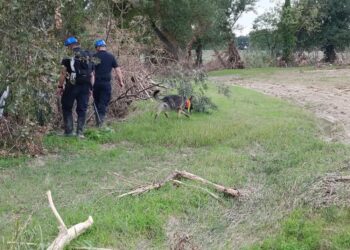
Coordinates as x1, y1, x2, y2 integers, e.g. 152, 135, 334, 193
76, 116, 86, 138
63, 113, 74, 136
96, 113, 105, 128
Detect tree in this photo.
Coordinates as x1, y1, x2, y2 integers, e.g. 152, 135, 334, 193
128, 0, 256, 68
250, 8, 281, 56
278, 0, 298, 64
293, 0, 320, 52
314, 0, 350, 62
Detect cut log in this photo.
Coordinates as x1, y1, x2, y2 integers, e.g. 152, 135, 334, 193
47, 191, 93, 250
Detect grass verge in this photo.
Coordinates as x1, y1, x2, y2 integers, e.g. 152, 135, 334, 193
1, 72, 350, 249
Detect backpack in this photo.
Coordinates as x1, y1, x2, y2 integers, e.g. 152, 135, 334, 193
69, 50, 94, 85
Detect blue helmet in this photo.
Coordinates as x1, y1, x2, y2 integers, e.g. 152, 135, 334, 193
95, 39, 106, 48
64, 36, 78, 46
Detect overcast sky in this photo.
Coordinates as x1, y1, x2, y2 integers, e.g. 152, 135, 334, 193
235, 0, 282, 36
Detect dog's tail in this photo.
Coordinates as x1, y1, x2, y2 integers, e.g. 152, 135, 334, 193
153, 90, 161, 100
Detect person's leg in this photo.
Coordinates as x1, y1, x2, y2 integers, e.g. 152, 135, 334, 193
96, 82, 111, 126
76, 85, 90, 137
61, 85, 75, 135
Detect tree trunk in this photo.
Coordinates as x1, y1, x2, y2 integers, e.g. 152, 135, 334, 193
151, 21, 179, 60
186, 36, 197, 64
323, 44, 337, 63
195, 40, 203, 67
227, 40, 244, 69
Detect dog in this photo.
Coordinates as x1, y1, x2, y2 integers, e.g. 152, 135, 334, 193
153, 90, 193, 119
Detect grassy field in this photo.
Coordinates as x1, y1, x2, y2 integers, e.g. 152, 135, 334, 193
1, 69, 350, 249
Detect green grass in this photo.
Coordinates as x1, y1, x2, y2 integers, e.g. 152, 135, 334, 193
248, 208, 350, 250
1, 76, 350, 249
0, 156, 28, 169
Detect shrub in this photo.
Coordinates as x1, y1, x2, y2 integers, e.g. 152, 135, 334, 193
159, 66, 217, 113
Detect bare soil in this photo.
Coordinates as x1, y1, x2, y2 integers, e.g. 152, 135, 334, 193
211, 68, 350, 143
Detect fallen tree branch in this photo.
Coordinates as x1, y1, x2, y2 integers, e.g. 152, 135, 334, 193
47, 191, 67, 231
112, 82, 166, 102
175, 170, 240, 197
334, 176, 350, 182
117, 172, 179, 198
116, 171, 239, 199
47, 191, 94, 250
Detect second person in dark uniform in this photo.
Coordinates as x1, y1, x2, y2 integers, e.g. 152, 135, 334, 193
93, 39, 124, 127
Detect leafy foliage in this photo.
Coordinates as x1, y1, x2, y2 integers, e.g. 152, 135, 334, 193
0, 0, 62, 153
159, 66, 217, 113
250, 9, 281, 56
313, 0, 350, 62
278, 0, 298, 63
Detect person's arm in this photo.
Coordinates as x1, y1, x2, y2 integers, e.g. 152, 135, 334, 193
113, 67, 124, 88
57, 66, 67, 96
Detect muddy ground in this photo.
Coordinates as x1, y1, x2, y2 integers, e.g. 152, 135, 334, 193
211, 67, 350, 143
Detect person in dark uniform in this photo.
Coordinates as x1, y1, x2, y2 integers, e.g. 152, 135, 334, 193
93, 39, 124, 127
57, 36, 95, 138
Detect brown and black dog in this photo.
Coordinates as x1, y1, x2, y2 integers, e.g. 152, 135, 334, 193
153, 90, 193, 119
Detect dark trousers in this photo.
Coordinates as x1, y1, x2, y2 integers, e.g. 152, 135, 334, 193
61, 84, 90, 134
93, 82, 111, 124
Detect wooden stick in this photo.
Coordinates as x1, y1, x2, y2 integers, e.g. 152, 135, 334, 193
334, 176, 350, 182
117, 183, 164, 198
47, 191, 67, 231
47, 190, 94, 250
117, 172, 179, 198
175, 170, 240, 197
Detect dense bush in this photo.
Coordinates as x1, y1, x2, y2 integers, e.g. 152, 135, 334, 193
0, 0, 62, 154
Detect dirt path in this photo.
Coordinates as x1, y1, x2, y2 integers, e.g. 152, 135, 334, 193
211, 68, 350, 143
